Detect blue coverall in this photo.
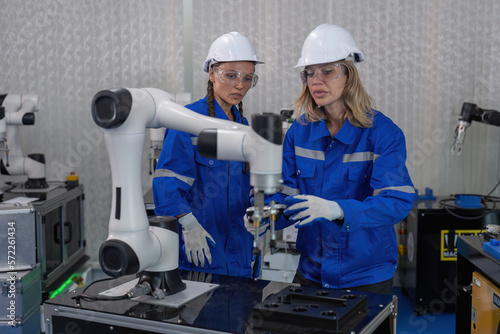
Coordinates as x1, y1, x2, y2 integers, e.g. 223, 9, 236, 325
152, 96, 253, 277
274, 109, 415, 288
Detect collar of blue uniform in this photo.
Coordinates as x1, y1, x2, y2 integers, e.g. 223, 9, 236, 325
203, 95, 243, 123
309, 109, 358, 145
215, 100, 243, 123
333, 119, 357, 144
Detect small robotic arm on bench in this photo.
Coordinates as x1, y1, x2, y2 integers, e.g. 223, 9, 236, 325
452, 102, 500, 155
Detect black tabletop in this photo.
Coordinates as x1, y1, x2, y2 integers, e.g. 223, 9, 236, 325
44, 271, 396, 333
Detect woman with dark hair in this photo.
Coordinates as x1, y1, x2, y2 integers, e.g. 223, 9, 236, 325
153, 32, 263, 277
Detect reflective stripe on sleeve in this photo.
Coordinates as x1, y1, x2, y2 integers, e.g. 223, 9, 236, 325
154, 168, 195, 187
373, 185, 415, 196
343, 152, 380, 163
281, 185, 300, 196
295, 146, 325, 161
191, 137, 198, 145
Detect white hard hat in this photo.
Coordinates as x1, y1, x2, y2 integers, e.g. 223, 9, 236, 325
203, 32, 264, 72
295, 24, 364, 68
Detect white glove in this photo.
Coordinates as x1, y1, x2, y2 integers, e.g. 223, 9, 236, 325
178, 213, 216, 267
243, 214, 270, 237
284, 194, 344, 228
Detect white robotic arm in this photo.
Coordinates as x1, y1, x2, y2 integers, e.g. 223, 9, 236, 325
0, 94, 48, 188
91, 88, 282, 295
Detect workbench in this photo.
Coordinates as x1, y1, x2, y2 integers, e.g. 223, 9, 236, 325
43, 271, 398, 333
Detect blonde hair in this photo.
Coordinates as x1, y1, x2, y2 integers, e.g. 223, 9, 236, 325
294, 60, 374, 128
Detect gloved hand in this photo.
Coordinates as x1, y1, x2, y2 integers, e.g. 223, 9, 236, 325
243, 214, 270, 237
284, 194, 344, 228
178, 213, 216, 267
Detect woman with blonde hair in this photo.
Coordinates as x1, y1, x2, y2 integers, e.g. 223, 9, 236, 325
272, 24, 415, 295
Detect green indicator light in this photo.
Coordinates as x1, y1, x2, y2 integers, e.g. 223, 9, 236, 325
49, 273, 82, 299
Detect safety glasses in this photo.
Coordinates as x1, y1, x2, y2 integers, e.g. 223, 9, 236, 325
214, 68, 259, 88
300, 63, 345, 86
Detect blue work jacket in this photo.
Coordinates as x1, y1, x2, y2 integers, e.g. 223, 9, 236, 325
152, 96, 253, 277
274, 109, 415, 288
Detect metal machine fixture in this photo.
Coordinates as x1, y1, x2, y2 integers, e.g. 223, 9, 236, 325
246, 201, 287, 278
91, 87, 282, 298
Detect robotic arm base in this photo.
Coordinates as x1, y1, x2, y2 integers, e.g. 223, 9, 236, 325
138, 270, 186, 298
25, 178, 49, 189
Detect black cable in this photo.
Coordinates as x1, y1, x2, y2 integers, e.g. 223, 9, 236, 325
477, 228, 484, 244
81, 276, 116, 295
287, 242, 300, 255
438, 194, 497, 220
487, 179, 500, 197
72, 293, 130, 303
71, 276, 129, 304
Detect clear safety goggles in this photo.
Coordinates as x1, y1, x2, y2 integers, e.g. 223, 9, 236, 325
300, 63, 345, 86
214, 68, 259, 88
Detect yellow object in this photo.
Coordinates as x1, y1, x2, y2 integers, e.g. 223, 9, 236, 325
398, 244, 407, 256
440, 229, 482, 261
471, 271, 500, 333
66, 172, 79, 181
